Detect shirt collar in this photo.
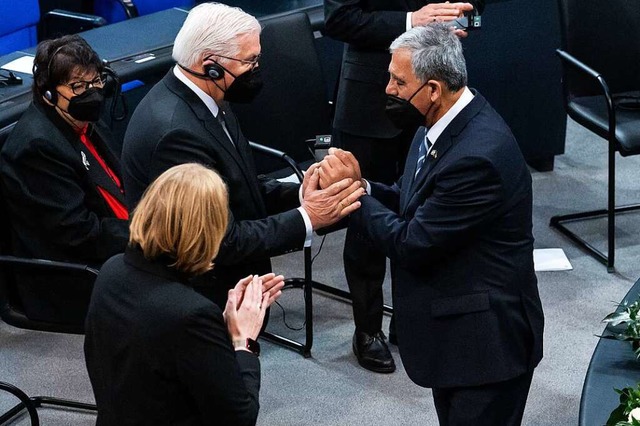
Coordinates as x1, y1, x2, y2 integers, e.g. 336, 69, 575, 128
426, 86, 474, 145
173, 65, 221, 118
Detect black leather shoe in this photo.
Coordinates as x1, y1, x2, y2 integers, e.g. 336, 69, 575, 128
352, 330, 396, 373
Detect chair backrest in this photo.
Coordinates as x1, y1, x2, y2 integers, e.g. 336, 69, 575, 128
94, 0, 195, 24
558, 0, 640, 97
230, 12, 331, 174
0, 0, 40, 55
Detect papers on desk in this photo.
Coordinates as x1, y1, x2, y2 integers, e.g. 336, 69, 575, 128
277, 172, 302, 184
534, 248, 573, 272
1, 56, 35, 75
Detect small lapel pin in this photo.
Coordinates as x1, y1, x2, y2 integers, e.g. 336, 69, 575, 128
430, 149, 438, 159
81, 151, 90, 170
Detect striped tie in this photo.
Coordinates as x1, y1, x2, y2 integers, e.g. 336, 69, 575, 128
415, 136, 433, 177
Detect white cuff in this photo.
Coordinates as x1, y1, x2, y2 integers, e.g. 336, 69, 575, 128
364, 179, 372, 195
406, 12, 413, 30
297, 207, 313, 247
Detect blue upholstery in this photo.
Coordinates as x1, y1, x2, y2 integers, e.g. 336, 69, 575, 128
0, 0, 40, 55
94, 0, 194, 24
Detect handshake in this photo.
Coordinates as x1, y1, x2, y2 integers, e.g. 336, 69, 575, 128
300, 148, 366, 230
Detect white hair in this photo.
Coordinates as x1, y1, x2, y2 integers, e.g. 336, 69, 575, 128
172, 2, 261, 68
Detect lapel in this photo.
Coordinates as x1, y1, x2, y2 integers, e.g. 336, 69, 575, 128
79, 126, 126, 203
400, 127, 426, 210
164, 72, 241, 162
39, 102, 125, 206
402, 90, 487, 213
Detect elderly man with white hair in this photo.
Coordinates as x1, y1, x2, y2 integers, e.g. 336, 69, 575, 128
122, 2, 364, 311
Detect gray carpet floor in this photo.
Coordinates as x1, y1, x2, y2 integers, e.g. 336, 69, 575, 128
2, 118, 640, 425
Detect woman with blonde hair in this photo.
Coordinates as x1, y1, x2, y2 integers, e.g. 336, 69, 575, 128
84, 163, 284, 426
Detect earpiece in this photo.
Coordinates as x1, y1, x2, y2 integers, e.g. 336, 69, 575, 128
204, 62, 224, 80
44, 90, 54, 101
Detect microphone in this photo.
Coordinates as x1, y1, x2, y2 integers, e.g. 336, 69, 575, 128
0, 69, 23, 86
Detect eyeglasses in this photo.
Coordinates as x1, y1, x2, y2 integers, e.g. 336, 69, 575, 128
65, 75, 105, 95
213, 53, 261, 70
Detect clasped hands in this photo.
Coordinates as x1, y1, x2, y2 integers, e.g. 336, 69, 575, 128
300, 148, 365, 230
224, 273, 284, 351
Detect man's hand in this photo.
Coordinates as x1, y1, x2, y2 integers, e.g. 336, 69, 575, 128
318, 148, 363, 190
412, 2, 474, 28
302, 162, 321, 196
302, 167, 365, 230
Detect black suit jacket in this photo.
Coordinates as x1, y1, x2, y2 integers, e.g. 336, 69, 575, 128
121, 70, 306, 306
84, 247, 261, 426
0, 101, 128, 324
324, 0, 484, 139
0, 101, 128, 264
351, 91, 544, 388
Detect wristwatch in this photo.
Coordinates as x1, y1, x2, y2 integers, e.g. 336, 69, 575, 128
245, 338, 260, 356
235, 338, 260, 356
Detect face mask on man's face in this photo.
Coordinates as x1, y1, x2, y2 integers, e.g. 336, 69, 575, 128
223, 67, 263, 103
384, 82, 429, 130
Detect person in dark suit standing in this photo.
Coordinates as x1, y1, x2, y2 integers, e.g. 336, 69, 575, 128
121, 3, 364, 309
320, 24, 544, 425
0, 35, 128, 324
85, 163, 284, 425
324, 0, 484, 373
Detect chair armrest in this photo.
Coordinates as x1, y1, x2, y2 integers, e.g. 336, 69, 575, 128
0, 255, 99, 276
249, 141, 305, 182
556, 49, 615, 127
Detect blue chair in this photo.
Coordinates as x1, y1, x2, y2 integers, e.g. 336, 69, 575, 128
0, 0, 40, 55
94, 0, 195, 24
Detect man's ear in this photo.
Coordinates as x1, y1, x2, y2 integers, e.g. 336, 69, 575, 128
427, 80, 442, 102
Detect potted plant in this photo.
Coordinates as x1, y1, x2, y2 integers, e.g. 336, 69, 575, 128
607, 384, 640, 425
602, 300, 640, 358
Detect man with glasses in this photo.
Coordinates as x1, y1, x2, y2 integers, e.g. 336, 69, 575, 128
0, 34, 129, 324
121, 3, 364, 310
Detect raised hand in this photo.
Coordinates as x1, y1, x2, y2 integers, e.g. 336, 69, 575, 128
412, 2, 474, 28
223, 275, 270, 348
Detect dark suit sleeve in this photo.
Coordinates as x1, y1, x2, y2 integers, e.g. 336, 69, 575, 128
353, 156, 504, 272
176, 305, 260, 426
324, 1, 485, 50
369, 177, 403, 213
150, 129, 306, 265
1, 137, 128, 262
324, 0, 408, 49
257, 176, 301, 214
216, 209, 305, 265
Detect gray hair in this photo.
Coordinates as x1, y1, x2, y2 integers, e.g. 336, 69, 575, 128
172, 2, 261, 68
389, 23, 467, 91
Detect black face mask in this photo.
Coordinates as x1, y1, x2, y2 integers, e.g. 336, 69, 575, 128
58, 87, 105, 122
385, 83, 428, 130
224, 67, 263, 103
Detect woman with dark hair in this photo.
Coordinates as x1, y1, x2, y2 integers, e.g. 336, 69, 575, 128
0, 34, 128, 324
85, 163, 284, 426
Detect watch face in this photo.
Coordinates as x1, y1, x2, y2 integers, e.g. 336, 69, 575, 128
247, 338, 260, 356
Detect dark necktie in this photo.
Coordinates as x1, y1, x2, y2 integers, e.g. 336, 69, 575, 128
415, 136, 433, 177
216, 111, 234, 144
